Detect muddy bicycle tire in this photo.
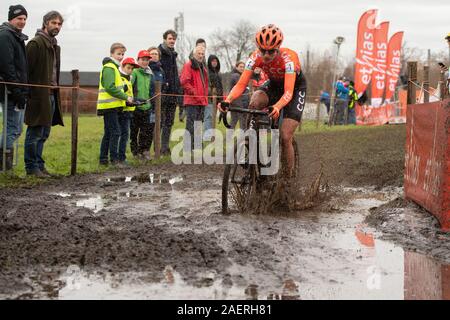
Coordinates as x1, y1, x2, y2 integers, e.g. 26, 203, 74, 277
222, 140, 257, 215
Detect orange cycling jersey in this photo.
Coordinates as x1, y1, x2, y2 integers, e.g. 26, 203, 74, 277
226, 48, 302, 111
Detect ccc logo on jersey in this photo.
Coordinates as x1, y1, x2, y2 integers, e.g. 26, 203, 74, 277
296, 90, 306, 112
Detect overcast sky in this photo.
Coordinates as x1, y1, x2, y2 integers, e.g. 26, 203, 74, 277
4, 0, 449, 71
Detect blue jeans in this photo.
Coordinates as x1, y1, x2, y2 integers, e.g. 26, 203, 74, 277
24, 95, 55, 173
0, 97, 24, 150
203, 104, 214, 140
100, 111, 120, 164
348, 108, 356, 125
185, 105, 204, 151
118, 112, 131, 162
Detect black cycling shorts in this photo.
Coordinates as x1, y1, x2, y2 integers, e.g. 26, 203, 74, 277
259, 73, 307, 122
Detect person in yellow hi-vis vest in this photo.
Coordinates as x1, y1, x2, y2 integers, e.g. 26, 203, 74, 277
97, 43, 134, 166
347, 81, 359, 125
118, 57, 140, 166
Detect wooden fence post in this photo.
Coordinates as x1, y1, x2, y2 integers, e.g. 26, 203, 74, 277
154, 81, 162, 159
315, 99, 321, 128
407, 61, 417, 105
70, 70, 79, 176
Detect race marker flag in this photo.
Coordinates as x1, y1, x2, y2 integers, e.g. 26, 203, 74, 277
384, 31, 404, 103
354, 9, 378, 96
371, 21, 390, 107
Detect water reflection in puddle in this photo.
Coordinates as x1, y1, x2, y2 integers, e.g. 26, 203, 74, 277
76, 196, 104, 213
105, 173, 184, 185
56, 248, 449, 300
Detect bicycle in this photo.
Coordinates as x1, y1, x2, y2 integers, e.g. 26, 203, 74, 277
220, 104, 300, 215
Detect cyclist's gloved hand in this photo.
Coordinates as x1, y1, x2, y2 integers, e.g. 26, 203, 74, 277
218, 101, 230, 113
268, 105, 280, 119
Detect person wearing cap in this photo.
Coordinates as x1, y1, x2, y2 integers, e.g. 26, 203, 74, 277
0, 4, 28, 171
118, 57, 140, 165
97, 42, 134, 167
130, 50, 155, 161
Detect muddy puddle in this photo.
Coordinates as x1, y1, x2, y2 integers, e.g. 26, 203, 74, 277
57, 187, 448, 300
1, 170, 448, 300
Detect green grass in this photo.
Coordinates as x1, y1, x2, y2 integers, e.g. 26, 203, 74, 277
0, 110, 383, 188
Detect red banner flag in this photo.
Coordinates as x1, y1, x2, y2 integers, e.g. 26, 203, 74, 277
371, 21, 390, 107
354, 9, 378, 95
384, 31, 404, 102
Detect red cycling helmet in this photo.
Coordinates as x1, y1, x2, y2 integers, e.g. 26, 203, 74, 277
255, 24, 284, 50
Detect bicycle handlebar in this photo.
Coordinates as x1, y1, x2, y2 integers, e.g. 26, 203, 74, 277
220, 104, 273, 129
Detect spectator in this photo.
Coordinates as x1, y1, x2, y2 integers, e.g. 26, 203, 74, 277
347, 81, 358, 125
204, 54, 223, 141
158, 30, 181, 156
96, 43, 133, 167
0, 5, 28, 171
180, 46, 208, 151
229, 61, 250, 130
334, 78, 349, 125
251, 67, 268, 92
118, 57, 140, 165
131, 50, 155, 161
439, 61, 449, 96
196, 38, 206, 48
319, 90, 331, 115
148, 46, 168, 152
24, 11, 65, 177
181, 38, 208, 124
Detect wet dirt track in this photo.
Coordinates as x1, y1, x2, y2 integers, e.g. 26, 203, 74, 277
1, 126, 449, 300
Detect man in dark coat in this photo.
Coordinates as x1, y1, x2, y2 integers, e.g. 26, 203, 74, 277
0, 5, 28, 171
158, 29, 182, 156
24, 11, 64, 177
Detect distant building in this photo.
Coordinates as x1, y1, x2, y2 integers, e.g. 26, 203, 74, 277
60, 71, 100, 113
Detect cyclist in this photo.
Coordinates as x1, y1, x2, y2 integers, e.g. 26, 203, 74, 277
218, 24, 307, 177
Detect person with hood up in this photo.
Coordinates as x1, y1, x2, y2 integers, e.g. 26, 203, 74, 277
204, 54, 223, 141
180, 46, 209, 152
0, 4, 29, 171
229, 61, 250, 130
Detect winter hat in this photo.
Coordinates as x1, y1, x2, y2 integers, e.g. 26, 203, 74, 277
8, 4, 28, 21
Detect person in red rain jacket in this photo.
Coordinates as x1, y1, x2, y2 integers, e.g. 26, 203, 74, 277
180, 45, 208, 151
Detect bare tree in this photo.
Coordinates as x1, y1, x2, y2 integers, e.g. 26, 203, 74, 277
209, 20, 258, 71
176, 34, 197, 68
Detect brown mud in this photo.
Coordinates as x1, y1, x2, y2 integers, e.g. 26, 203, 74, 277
1, 125, 448, 300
